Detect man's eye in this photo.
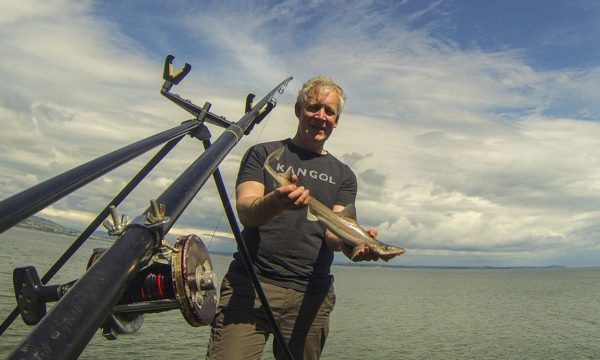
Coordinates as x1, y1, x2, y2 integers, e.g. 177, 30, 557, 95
306, 104, 321, 112
305, 104, 337, 116
324, 107, 337, 116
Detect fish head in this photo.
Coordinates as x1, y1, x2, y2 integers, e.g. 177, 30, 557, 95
376, 245, 406, 261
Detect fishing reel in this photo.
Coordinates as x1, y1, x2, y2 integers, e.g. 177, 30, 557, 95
12, 234, 217, 340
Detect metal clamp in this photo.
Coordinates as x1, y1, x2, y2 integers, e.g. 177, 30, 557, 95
102, 205, 129, 236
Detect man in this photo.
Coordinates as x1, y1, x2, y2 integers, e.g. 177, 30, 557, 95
206, 76, 396, 360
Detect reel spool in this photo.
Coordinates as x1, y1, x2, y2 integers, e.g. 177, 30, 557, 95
13, 234, 217, 340
171, 234, 217, 326
100, 234, 217, 338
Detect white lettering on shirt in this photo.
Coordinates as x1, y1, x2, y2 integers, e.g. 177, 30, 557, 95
275, 163, 336, 185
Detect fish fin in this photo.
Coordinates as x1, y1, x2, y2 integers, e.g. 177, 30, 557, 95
349, 245, 364, 261
336, 203, 357, 220
306, 206, 319, 222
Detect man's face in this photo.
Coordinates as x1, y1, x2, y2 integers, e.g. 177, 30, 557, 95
295, 89, 340, 147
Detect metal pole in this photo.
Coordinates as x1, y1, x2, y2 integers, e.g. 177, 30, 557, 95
0, 122, 199, 234
153, 77, 292, 233
8, 77, 292, 359
0, 136, 183, 336
8, 226, 158, 360
202, 138, 294, 360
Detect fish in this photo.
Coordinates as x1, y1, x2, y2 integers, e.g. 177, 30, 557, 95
264, 146, 406, 261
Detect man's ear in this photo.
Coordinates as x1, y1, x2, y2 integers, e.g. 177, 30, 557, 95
294, 102, 302, 118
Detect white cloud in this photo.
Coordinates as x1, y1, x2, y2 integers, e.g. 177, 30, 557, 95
1, 0, 599, 267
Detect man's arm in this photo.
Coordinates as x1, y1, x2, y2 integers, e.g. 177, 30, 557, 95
236, 175, 311, 227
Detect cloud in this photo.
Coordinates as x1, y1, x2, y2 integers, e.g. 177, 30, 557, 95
1, 0, 599, 267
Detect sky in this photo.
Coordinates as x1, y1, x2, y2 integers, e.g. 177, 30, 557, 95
1, 0, 599, 267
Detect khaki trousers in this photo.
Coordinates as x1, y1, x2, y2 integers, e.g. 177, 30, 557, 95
206, 271, 336, 360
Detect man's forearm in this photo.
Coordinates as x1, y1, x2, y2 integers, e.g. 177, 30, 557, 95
236, 178, 311, 227
237, 192, 284, 227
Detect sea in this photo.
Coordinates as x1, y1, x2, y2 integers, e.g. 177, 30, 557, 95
1, 227, 599, 359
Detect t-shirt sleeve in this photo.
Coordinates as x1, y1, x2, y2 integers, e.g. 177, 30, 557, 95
236, 145, 267, 186
335, 164, 357, 207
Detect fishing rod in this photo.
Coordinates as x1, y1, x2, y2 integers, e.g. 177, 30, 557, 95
0, 136, 183, 336
0, 121, 199, 235
5, 55, 294, 360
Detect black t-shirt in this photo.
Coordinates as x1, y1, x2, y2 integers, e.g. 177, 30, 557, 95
229, 139, 357, 291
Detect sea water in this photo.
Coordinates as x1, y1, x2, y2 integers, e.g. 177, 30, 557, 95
1, 227, 599, 359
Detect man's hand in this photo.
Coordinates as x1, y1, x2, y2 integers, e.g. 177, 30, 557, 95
345, 245, 378, 261
272, 174, 311, 211
345, 228, 379, 261
236, 175, 311, 227
326, 227, 398, 262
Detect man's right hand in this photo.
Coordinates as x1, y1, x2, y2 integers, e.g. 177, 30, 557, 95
273, 174, 311, 211
236, 175, 311, 227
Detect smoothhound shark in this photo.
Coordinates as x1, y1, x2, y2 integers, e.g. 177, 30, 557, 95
264, 147, 405, 261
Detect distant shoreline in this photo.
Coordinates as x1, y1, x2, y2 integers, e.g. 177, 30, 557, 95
11, 217, 576, 270
14, 216, 111, 242
332, 262, 568, 270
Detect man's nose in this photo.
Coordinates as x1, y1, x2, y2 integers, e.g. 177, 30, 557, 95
314, 107, 326, 119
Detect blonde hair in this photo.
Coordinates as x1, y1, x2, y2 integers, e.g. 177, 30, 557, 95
296, 76, 346, 115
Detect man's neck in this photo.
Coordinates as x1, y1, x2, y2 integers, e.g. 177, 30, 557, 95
290, 136, 326, 155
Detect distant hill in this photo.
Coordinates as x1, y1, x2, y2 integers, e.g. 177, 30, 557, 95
15, 216, 111, 240
16, 215, 79, 236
